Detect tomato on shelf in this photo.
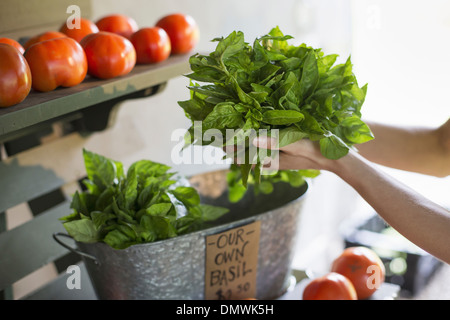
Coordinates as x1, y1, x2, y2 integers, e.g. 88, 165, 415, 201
0, 38, 25, 54
0, 44, 32, 107
302, 272, 357, 300
96, 14, 138, 39
331, 246, 386, 300
80, 31, 136, 79
24, 37, 87, 92
130, 27, 171, 64
155, 13, 199, 54
59, 17, 99, 43
23, 31, 68, 50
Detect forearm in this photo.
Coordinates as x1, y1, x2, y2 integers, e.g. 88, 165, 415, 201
330, 150, 450, 264
356, 120, 450, 177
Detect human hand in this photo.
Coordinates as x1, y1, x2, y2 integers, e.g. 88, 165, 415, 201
252, 136, 337, 172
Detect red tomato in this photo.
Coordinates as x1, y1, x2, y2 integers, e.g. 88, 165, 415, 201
130, 27, 171, 64
24, 37, 87, 92
96, 14, 138, 39
0, 44, 32, 107
23, 31, 68, 50
302, 272, 357, 300
59, 17, 99, 43
155, 13, 199, 54
80, 31, 136, 79
0, 38, 25, 54
331, 246, 386, 300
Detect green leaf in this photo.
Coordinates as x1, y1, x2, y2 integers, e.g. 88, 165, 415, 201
319, 134, 350, 160
297, 169, 321, 178
239, 163, 253, 188
277, 126, 308, 147
140, 215, 177, 240
63, 219, 99, 243
128, 160, 171, 184
214, 30, 246, 63
261, 26, 293, 48
104, 229, 132, 249
59, 210, 79, 222
338, 115, 374, 144
199, 204, 229, 221
170, 186, 200, 207
91, 211, 115, 230
62, 150, 228, 249
298, 111, 325, 136
202, 102, 244, 130
123, 166, 138, 210
95, 186, 115, 212
285, 170, 305, 187
262, 110, 304, 125
317, 54, 339, 75
188, 84, 233, 101
252, 62, 280, 85
258, 181, 274, 194
178, 27, 371, 198
228, 182, 247, 203
299, 51, 319, 99
82, 149, 116, 190
70, 191, 89, 216
146, 203, 173, 216
269, 73, 298, 109
178, 99, 211, 121
112, 198, 135, 223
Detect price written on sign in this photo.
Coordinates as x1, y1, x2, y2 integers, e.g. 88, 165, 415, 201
204, 221, 261, 300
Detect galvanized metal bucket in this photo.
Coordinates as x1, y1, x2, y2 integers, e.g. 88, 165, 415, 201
54, 169, 308, 300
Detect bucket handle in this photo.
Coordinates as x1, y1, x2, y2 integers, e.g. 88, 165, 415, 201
53, 232, 100, 265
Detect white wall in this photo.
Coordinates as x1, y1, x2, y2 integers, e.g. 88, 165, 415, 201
351, 0, 450, 210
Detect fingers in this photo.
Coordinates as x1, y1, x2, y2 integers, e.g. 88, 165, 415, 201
252, 136, 279, 150
223, 135, 322, 171
253, 136, 313, 156
277, 153, 320, 170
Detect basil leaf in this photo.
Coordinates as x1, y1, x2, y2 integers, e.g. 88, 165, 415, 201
262, 110, 304, 125
146, 203, 173, 216
179, 27, 372, 196
104, 229, 133, 249
338, 115, 374, 144
202, 102, 244, 130
214, 30, 246, 64
319, 134, 350, 160
123, 166, 138, 210
63, 219, 99, 243
199, 204, 230, 222
299, 51, 319, 100
82, 149, 116, 191
91, 211, 115, 230
62, 150, 228, 249
277, 126, 309, 147
228, 182, 247, 203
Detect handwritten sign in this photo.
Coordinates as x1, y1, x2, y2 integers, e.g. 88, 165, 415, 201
204, 220, 261, 300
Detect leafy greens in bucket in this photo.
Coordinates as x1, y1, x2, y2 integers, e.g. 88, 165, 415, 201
178, 27, 373, 200
60, 149, 229, 249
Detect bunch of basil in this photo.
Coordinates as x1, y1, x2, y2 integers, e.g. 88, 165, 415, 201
178, 27, 373, 201
60, 149, 228, 249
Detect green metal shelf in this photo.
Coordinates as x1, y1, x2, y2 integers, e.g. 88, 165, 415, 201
0, 53, 191, 143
